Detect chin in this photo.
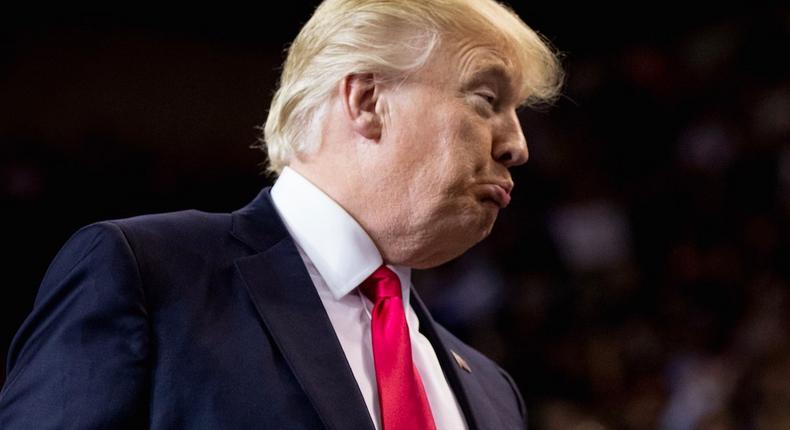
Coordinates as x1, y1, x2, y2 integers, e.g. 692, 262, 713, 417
471, 205, 498, 237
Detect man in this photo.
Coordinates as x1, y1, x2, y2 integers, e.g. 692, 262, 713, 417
0, 0, 562, 428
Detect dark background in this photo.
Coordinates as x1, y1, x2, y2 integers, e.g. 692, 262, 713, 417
2, 3, 789, 429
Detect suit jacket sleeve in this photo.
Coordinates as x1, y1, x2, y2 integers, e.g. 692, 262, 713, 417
0, 222, 150, 429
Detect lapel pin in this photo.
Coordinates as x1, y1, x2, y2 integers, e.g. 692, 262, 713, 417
451, 350, 472, 373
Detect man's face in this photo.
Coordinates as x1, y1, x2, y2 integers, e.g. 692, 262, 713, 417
371, 39, 529, 268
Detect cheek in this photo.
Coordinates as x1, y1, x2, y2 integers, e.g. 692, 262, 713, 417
446, 115, 491, 176
460, 115, 491, 151
413, 115, 490, 199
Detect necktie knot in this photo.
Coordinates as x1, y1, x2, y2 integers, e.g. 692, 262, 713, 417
360, 265, 401, 303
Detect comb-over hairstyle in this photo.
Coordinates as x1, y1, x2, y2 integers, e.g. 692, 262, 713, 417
261, 0, 564, 175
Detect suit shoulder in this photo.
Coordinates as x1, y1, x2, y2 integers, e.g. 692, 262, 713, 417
93, 209, 240, 270
47, 209, 232, 272
106, 209, 231, 239
87, 208, 235, 250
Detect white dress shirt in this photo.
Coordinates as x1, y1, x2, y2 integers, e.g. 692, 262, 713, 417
271, 167, 468, 430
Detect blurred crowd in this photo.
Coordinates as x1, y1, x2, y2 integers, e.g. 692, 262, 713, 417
2, 3, 789, 430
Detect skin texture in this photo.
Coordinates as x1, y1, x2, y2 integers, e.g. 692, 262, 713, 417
291, 38, 529, 269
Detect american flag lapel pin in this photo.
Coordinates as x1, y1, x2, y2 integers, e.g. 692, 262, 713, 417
451, 350, 472, 373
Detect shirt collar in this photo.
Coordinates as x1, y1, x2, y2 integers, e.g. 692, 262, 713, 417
270, 166, 412, 301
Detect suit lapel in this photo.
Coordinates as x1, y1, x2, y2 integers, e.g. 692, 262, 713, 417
411, 290, 507, 430
231, 189, 375, 430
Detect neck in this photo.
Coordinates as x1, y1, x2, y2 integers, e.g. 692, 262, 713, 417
287, 161, 428, 267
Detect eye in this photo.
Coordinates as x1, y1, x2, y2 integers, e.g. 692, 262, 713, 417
475, 91, 497, 107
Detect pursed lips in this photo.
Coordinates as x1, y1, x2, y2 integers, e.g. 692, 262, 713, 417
478, 181, 512, 208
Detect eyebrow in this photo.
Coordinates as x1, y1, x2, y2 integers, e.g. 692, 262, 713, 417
469, 64, 510, 82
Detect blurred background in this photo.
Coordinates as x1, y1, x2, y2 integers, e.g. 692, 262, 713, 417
2, 3, 789, 429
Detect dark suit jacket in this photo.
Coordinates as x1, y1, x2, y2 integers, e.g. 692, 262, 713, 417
0, 188, 526, 429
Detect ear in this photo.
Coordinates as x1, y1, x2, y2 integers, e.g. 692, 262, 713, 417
340, 73, 382, 140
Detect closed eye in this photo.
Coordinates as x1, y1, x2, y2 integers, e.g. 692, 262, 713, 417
476, 91, 497, 106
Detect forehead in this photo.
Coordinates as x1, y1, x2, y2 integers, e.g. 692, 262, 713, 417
426, 38, 522, 96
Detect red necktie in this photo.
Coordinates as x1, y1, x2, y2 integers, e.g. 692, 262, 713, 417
360, 266, 437, 430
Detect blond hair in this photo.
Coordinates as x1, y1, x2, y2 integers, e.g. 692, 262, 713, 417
260, 0, 563, 175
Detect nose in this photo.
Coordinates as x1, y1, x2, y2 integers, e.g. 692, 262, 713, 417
492, 110, 529, 167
